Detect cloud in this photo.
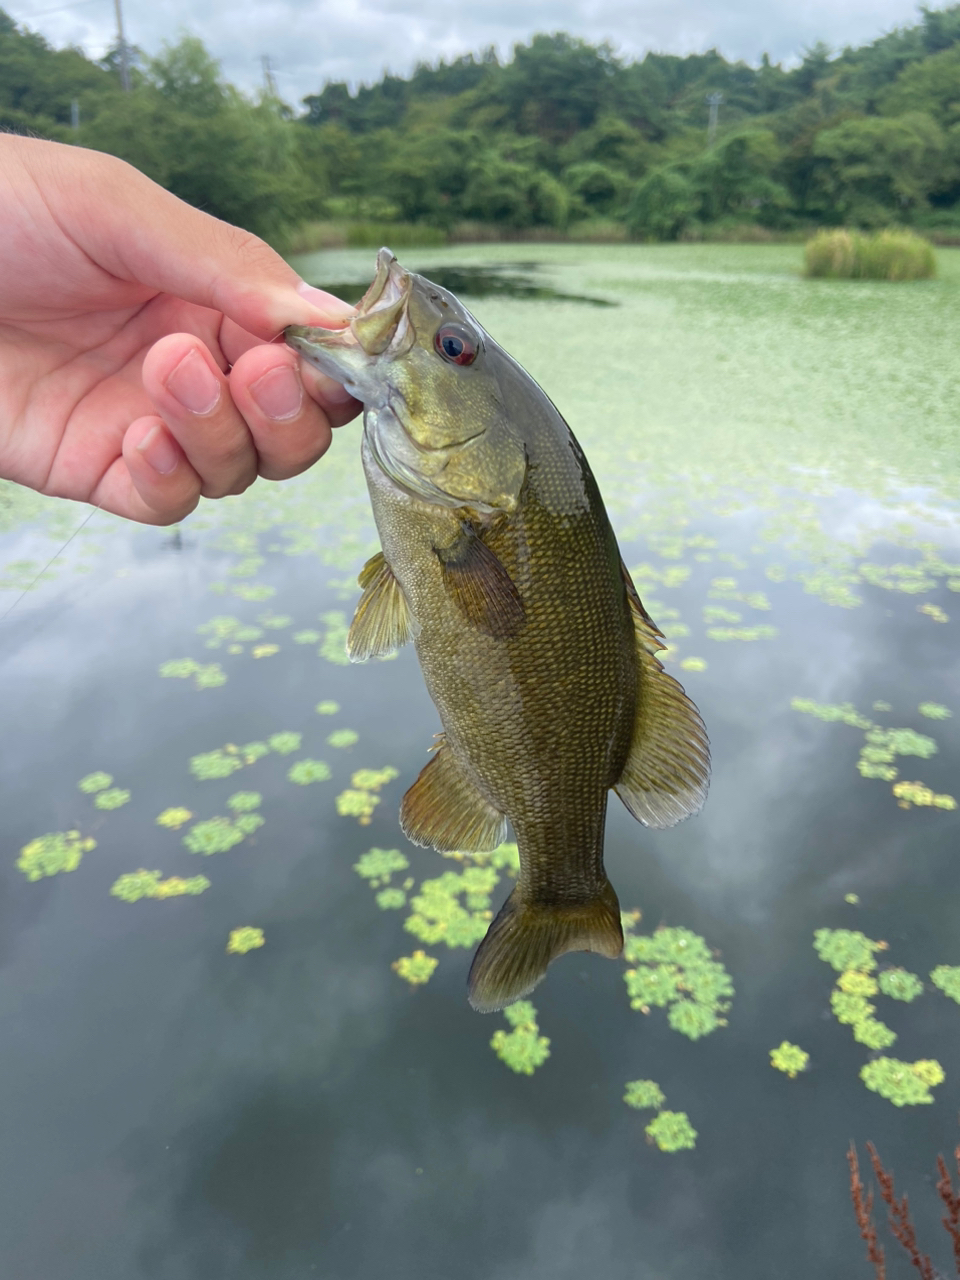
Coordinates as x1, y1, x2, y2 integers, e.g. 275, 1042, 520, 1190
7, 0, 940, 105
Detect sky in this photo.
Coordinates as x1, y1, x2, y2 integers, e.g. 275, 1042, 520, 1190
4, 0, 949, 105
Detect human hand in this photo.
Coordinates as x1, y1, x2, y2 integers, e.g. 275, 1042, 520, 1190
0, 135, 359, 525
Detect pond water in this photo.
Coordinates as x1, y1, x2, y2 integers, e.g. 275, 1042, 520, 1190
2, 244, 959, 1280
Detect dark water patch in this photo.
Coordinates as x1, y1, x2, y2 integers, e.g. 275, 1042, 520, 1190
312, 262, 617, 308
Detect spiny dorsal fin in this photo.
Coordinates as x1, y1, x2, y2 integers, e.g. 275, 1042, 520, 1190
347, 551, 416, 662
400, 738, 508, 853
468, 880, 623, 1013
436, 528, 525, 640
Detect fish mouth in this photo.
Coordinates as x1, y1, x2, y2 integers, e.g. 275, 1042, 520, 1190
285, 247, 412, 371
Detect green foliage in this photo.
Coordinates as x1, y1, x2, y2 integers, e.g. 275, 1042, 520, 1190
227, 926, 265, 954
268, 731, 302, 755
878, 968, 924, 1001
94, 787, 131, 810
645, 1110, 697, 1152
327, 729, 359, 748
931, 965, 960, 1003
226, 791, 262, 812
624, 1079, 666, 1110
813, 928, 885, 972
351, 767, 399, 790
392, 950, 438, 986
490, 1001, 551, 1075
78, 771, 112, 793
623, 922, 733, 1039
17, 830, 95, 881
770, 1042, 810, 1078
354, 847, 409, 886
860, 1057, 944, 1105
287, 759, 331, 784
110, 870, 210, 902
376, 888, 407, 910
404, 869, 494, 948
805, 230, 936, 281
626, 167, 697, 240
336, 789, 379, 823
190, 749, 244, 780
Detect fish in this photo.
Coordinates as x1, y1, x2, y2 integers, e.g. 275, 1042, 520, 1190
286, 249, 710, 1013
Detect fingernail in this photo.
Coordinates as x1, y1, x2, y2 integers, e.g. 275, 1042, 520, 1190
136, 422, 180, 475
250, 365, 304, 420
166, 349, 221, 415
296, 282, 355, 325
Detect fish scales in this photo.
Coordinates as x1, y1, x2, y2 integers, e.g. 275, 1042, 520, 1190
287, 249, 710, 1012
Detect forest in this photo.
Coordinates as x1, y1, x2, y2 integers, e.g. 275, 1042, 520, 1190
3, 5, 960, 245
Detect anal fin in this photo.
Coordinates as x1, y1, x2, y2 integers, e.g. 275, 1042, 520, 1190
615, 562, 711, 828
468, 879, 623, 1013
400, 738, 508, 853
347, 551, 415, 662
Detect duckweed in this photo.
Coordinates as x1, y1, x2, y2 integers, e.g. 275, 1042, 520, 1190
376, 888, 406, 909
226, 792, 262, 813
490, 1001, 551, 1075
860, 1057, 944, 1106
392, 950, 438, 986
877, 969, 923, 1001
78, 771, 112, 793
156, 807, 192, 829
327, 729, 359, 748
645, 1110, 697, 1153
288, 759, 332, 784
623, 1079, 666, 1110
918, 702, 952, 719
17, 830, 95, 881
930, 965, 960, 1004
182, 817, 247, 855
351, 767, 398, 791
110, 870, 210, 902
190, 749, 244, 780
336, 789, 379, 823
770, 1042, 810, 1078
293, 630, 322, 644
319, 611, 350, 665
892, 780, 957, 810
354, 847, 409, 886
93, 787, 131, 810
315, 700, 339, 714
251, 644, 280, 658
622, 921, 733, 1040
227, 926, 265, 953
267, 732, 302, 755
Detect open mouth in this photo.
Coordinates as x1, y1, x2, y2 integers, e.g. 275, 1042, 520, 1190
286, 247, 412, 360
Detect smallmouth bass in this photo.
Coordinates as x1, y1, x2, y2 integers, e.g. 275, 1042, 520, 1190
287, 250, 709, 1012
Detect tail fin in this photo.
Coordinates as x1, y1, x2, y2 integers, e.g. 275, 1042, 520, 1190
467, 880, 623, 1013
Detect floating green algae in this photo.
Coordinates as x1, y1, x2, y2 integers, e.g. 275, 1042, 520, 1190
251, 643, 280, 658
156, 807, 192, 829
351, 766, 398, 790
392, 950, 438, 986
231, 583, 275, 602
622, 918, 733, 1040
679, 656, 708, 671
78, 771, 113, 794
930, 965, 960, 1004
110, 870, 210, 902
645, 1110, 697, 1153
190, 749, 245, 781
319, 611, 350, 665
227, 926, 265, 953
336, 789, 379, 823
814, 927, 886, 973
404, 868, 496, 949
315, 700, 339, 714
860, 1057, 944, 1106
354, 847, 409, 887
288, 759, 332, 784
877, 968, 923, 1001
159, 658, 227, 688
182, 813, 260, 855
258, 613, 292, 629
376, 887, 407, 909
93, 787, 131, 811
789, 698, 872, 729
892, 780, 957, 809
197, 616, 263, 648
267, 732, 302, 755
491, 1001, 551, 1075
293, 629, 322, 644
918, 701, 952, 719
770, 1042, 810, 1078
226, 792, 262, 813
707, 625, 777, 642
623, 1079, 666, 1110
327, 729, 359, 748
17, 831, 95, 881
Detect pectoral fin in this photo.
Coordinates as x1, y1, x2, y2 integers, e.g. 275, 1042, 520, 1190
615, 561, 711, 827
436, 527, 525, 640
347, 551, 416, 662
400, 737, 508, 852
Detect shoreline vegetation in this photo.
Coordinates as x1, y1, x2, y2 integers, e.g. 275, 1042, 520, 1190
3, 6, 960, 253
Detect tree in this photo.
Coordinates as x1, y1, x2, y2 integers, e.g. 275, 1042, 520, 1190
813, 111, 948, 222
626, 167, 698, 239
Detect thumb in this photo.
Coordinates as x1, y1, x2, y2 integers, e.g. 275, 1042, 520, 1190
45, 139, 354, 339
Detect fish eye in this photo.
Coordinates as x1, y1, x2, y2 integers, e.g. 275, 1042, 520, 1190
434, 323, 478, 366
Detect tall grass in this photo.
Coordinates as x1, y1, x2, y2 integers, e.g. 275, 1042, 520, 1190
804, 229, 936, 280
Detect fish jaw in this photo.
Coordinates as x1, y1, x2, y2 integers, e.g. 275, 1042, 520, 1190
284, 247, 413, 404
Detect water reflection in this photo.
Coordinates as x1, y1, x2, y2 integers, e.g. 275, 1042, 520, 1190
311, 261, 617, 307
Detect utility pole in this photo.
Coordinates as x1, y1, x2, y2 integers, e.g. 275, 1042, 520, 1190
706, 92, 723, 147
261, 54, 278, 97
114, 0, 131, 92
70, 99, 80, 129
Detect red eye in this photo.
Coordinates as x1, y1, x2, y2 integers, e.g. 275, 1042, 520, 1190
434, 324, 478, 366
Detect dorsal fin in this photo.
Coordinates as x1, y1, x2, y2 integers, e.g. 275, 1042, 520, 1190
615, 560, 711, 828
